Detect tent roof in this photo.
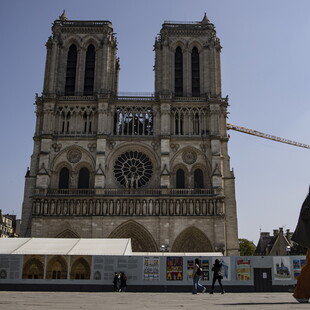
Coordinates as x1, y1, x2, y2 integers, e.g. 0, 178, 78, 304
133, 252, 223, 256
0, 238, 132, 255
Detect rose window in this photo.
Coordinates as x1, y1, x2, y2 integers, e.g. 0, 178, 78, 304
113, 151, 153, 188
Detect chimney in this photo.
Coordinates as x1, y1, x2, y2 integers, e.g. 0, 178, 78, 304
260, 232, 270, 238
273, 229, 279, 236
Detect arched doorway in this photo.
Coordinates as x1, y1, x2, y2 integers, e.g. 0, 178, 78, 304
109, 220, 158, 252
56, 229, 80, 238
171, 226, 213, 252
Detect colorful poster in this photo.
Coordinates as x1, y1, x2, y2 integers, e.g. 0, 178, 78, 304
166, 257, 183, 281
187, 259, 194, 280
236, 258, 251, 280
211, 257, 231, 280
293, 258, 306, 280
273, 256, 291, 280
143, 257, 160, 280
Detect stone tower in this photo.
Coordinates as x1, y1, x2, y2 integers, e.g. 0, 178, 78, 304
21, 13, 239, 255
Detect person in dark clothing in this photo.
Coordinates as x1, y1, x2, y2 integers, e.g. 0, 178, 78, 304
291, 187, 310, 303
113, 272, 121, 292
120, 272, 127, 292
210, 259, 224, 294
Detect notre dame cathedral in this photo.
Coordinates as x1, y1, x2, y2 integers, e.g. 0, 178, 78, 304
21, 12, 239, 255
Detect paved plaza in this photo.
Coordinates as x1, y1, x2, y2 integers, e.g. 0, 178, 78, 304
0, 291, 306, 310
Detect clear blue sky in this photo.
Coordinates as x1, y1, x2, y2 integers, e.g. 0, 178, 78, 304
1, 0, 310, 245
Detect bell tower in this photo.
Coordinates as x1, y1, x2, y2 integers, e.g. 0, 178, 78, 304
21, 12, 119, 236
154, 13, 221, 97
43, 11, 119, 97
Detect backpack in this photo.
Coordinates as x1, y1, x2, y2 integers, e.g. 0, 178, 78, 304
196, 267, 202, 276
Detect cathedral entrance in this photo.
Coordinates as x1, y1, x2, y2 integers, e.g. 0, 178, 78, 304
109, 220, 158, 252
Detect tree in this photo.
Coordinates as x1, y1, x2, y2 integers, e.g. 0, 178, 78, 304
239, 238, 256, 256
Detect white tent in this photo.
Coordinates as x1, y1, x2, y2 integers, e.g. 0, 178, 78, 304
0, 238, 132, 256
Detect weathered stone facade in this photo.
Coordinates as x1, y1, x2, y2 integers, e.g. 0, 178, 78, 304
21, 12, 239, 255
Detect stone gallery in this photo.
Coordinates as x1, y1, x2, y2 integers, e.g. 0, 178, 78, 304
21, 12, 239, 255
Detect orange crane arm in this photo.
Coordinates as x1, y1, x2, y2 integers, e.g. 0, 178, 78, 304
227, 123, 310, 149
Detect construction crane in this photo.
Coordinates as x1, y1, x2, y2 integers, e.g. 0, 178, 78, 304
227, 123, 310, 149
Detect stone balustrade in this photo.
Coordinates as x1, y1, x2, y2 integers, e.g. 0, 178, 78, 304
37, 187, 220, 197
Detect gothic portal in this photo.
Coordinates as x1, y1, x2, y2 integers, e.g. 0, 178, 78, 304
21, 12, 239, 255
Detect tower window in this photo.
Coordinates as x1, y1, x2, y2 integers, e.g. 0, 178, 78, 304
84, 44, 95, 95
194, 168, 204, 188
114, 107, 153, 136
191, 47, 200, 97
176, 169, 185, 189
175, 47, 183, 96
65, 45, 77, 96
59, 167, 70, 189
78, 167, 90, 189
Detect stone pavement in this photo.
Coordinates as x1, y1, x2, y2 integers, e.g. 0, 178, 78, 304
0, 291, 306, 310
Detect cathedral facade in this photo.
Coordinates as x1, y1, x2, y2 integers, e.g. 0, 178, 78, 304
21, 13, 239, 255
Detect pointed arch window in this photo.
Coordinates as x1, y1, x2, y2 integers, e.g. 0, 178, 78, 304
65, 44, 77, 95
78, 167, 90, 189
176, 168, 185, 189
175, 47, 183, 96
59, 167, 70, 189
194, 168, 204, 188
191, 47, 200, 97
84, 44, 96, 95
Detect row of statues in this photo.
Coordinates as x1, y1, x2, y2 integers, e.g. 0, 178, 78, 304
32, 198, 224, 216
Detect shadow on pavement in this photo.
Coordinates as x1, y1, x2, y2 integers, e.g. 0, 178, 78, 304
221, 302, 298, 306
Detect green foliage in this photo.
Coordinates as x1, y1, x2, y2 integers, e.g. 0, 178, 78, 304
239, 238, 256, 256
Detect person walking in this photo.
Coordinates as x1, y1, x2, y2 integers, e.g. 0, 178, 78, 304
113, 272, 121, 292
210, 259, 225, 294
192, 258, 206, 294
291, 186, 310, 303
120, 272, 127, 292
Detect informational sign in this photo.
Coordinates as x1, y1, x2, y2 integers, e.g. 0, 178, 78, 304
166, 257, 183, 281
143, 257, 160, 280
236, 258, 251, 281
0, 255, 22, 280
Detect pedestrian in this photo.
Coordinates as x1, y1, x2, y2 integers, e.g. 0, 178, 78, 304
210, 259, 224, 294
113, 272, 121, 292
113, 272, 118, 292
120, 272, 127, 292
192, 258, 206, 294
292, 186, 310, 303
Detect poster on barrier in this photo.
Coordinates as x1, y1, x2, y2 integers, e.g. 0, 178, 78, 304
187, 259, 209, 281
236, 258, 251, 280
166, 257, 183, 281
211, 257, 231, 280
143, 257, 160, 280
293, 258, 306, 280
273, 256, 291, 280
